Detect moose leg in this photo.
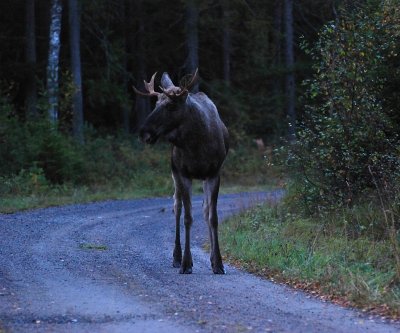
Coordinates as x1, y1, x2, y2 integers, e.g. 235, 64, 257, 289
202, 181, 213, 255
206, 176, 225, 274
172, 175, 182, 268
180, 176, 194, 274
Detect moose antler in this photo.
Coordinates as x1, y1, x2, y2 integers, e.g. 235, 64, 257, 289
180, 68, 198, 91
161, 68, 199, 99
132, 72, 160, 97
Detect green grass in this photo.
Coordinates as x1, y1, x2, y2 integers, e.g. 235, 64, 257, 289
0, 166, 174, 213
220, 203, 400, 318
0, 181, 173, 214
0, 142, 280, 213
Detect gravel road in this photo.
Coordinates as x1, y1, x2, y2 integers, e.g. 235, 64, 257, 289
0, 191, 399, 333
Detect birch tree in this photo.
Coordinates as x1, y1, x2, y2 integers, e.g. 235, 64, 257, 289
46, 0, 62, 124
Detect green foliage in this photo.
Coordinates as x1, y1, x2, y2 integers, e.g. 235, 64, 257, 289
222, 143, 278, 189
287, 1, 400, 214
0, 121, 169, 191
0, 165, 49, 196
79, 132, 172, 191
0, 94, 272, 211
0, 112, 84, 184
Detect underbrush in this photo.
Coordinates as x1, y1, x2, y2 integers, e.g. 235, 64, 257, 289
0, 90, 281, 212
220, 201, 400, 318
222, 144, 280, 190
0, 148, 172, 213
0, 125, 277, 213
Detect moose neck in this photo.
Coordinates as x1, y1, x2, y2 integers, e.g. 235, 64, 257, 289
168, 94, 216, 152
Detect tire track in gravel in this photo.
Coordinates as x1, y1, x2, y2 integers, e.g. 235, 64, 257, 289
0, 191, 399, 332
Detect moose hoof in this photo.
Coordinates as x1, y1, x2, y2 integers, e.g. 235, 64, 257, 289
179, 259, 193, 274
212, 263, 226, 274
179, 266, 192, 274
172, 259, 181, 268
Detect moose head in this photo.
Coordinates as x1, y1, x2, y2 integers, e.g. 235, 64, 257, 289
133, 69, 198, 145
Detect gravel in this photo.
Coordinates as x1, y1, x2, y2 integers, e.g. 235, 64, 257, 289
0, 190, 399, 332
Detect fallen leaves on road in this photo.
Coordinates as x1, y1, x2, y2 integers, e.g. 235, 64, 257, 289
225, 256, 400, 322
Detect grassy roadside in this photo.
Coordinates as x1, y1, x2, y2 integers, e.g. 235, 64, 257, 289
0, 184, 169, 214
0, 180, 274, 214
0, 143, 279, 213
220, 202, 400, 319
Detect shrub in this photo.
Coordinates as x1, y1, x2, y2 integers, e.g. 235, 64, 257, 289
287, 1, 400, 214
0, 114, 85, 184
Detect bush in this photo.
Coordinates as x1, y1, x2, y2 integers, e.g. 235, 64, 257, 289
0, 165, 49, 196
0, 114, 85, 184
287, 1, 400, 214
0, 91, 172, 195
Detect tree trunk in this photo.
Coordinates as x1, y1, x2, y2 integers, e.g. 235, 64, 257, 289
221, 1, 231, 85
25, 0, 37, 118
46, 0, 62, 124
68, 0, 84, 143
284, 0, 296, 142
133, 0, 150, 132
272, 0, 283, 133
121, 0, 131, 133
185, 0, 199, 92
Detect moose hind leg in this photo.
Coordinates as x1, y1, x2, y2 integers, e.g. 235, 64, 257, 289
172, 183, 182, 268
203, 181, 213, 256
206, 176, 225, 274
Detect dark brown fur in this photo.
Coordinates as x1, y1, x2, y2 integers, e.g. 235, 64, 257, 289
138, 72, 228, 274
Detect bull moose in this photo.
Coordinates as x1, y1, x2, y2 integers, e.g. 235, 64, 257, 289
133, 69, 229, 274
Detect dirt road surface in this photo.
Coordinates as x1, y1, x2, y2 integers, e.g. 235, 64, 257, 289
1, 191, 399, 332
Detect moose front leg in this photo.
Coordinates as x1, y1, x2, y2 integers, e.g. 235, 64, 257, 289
172, 185, 182, 268
173, 171, 193, 274
180, 177, 194, 274
206, 176, 225, 274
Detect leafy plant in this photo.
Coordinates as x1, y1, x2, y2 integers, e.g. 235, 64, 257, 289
287, 1, 400, 214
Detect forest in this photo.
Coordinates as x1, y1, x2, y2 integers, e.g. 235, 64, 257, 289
0, 0, 339, 138
0, 0, 339, 197
1, 0, 400, 317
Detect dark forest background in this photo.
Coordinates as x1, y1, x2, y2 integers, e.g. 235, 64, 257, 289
1, 0, 336, 141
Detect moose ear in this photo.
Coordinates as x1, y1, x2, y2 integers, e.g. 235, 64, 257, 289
161, 73, 175, 90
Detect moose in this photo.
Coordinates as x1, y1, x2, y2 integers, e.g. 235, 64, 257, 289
133, 69, 229, 274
